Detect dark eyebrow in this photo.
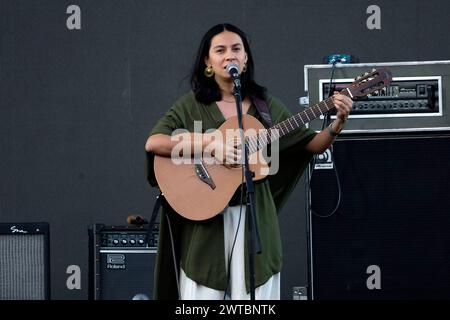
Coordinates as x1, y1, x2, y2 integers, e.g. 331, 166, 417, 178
212, 43, 243, 50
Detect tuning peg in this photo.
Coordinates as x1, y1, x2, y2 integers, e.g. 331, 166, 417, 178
356, 73, 366, 81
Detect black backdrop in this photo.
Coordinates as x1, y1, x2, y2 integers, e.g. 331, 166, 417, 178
1, 0, 450, 299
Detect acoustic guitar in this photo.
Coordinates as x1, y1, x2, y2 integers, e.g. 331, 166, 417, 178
154, 68, 392, 220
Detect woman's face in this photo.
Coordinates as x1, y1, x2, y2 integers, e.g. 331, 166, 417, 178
204, 30, 248, 82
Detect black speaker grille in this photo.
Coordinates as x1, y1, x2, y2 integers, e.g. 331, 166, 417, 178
99, 249, 156, 300
309, 135, 450, 299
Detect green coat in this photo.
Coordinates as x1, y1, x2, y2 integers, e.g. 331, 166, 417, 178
146, 91, 316, 299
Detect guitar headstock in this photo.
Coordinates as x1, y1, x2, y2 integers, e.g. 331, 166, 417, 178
345, 68, 392, 98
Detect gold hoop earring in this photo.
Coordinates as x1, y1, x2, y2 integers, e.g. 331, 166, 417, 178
242, 63, 247, 73
204, 66, 214, 78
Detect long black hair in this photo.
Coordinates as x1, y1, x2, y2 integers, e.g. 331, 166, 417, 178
190, 23, 266, 104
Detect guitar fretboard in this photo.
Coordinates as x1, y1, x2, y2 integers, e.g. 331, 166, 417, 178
246, 90, 350, 154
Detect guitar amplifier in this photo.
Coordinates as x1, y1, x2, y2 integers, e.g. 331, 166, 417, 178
0, 222, 50, 300
88, 224, 159, 300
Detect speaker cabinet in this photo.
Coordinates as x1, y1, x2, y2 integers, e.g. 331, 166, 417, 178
0, 222, 50, 300
89, 224, 158, 300
308, 134, 450, 299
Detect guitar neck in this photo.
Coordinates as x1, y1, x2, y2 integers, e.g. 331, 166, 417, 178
246, 89, 350, 154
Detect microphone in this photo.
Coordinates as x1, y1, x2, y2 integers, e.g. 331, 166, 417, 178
226, 63, 241, 89
226, 63, 240, 80
127, 214, 148, 225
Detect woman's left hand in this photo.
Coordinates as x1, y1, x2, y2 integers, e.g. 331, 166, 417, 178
332, 91, 353, 122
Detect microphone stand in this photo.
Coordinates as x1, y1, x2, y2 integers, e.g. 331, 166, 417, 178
232, 76, 262, 300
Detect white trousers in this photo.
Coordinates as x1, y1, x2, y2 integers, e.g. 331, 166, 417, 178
180, 205, 280, 300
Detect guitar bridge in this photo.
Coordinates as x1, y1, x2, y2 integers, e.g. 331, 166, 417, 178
194, 163, 216, 190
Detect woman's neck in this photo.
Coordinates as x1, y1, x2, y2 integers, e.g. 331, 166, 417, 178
216, 78, 235, 99
220, 88, 239, 104
220, 92, 235, 103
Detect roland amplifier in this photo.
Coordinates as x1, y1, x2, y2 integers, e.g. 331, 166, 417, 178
89, 224, 159, 300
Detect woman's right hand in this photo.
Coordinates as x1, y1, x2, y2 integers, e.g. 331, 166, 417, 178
203, 133, 242, 167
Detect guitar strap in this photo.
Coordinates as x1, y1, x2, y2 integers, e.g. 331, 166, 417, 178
251, 96, 273, 127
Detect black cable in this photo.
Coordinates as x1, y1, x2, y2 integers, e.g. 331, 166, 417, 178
165, 212, 181, 299
308, 60, 343, 218
222, 166, 245, 300
310, 150, 343, 218
308, 60, 337, 182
